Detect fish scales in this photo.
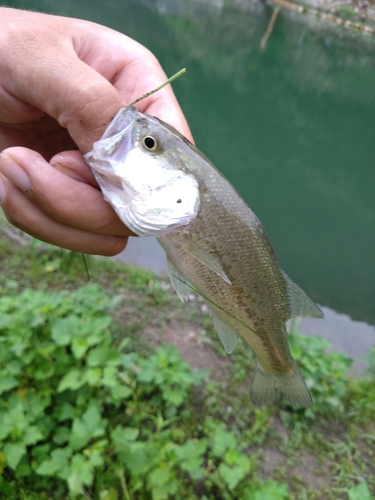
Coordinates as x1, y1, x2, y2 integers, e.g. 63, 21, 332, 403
84, 106, 323, 407
161, 154, 294, 373
160, 200, 294, 373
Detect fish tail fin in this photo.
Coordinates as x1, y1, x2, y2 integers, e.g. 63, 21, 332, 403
250, 360, 312, 407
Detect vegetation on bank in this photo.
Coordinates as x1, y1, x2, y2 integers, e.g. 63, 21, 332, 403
0, 233, 374, 500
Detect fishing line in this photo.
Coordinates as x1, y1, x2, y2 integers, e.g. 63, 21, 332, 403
129, 68, 186, 106
81, 253, 91, 281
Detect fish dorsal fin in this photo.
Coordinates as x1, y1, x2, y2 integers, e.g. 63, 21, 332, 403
167, 258, 192, 302
211, 311, 238, 354
188, 240, 232, 285
282, 271, 324, 319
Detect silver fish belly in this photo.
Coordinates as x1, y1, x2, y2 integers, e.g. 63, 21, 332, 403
84, 106, 323, 407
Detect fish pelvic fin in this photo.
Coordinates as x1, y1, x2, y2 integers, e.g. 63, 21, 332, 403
212, 311, 238, 354
167, 258, 192, 302
250, 360, 313, 407
282, 271, 324, 319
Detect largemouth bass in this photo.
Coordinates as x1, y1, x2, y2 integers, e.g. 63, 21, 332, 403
84, 106, 323, 407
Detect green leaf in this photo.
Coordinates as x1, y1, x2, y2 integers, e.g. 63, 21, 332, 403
57, 403, 76, 422
99, 487, 118, 500
4, 360, 22, 376
71, 453, 94, 485
101, 366, 119, 388
348, 483, 373, 500
11, 342, 28, 358
211, 422, 237, 457
83, 367, 102, 386
248, 481, 289, 500
71, 338, 89, 359
64, 451, 103, 496
0, 415, 13, 441
67, 471, 83, 497
164, 387, 184, 406
53, 426, 71, 445
175, 439, 207, 475
224, 449, 251, 469
148, 468, 179, 500
148, 466, 174, 487
16, 462, 31, 478
83, 317, 112, 345
86, 344, 120, 367
36, 459, 61, 476
111, 425, 139, 451
0, 375, 18, 394
33, 360, 55, 381
36, 447, 72, 477
1, 399, 27, 436
3, 443, 26, 470
31, 443, 50, 463
69, 405, 106, 451
51, 316, 79, 346
57, 369, 84, 393
0, 313, 13, 329
28, 391, 51, 418
116, 442, 149, 476
23, 425, 44, 446
108, 384, 132, 401
218, 462, 247, 490
87, 449, 104, 468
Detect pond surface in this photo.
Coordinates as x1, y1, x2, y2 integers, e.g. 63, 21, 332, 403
7, 0, 375, 363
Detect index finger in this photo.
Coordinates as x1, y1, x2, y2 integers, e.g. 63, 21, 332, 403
2, 10, 192, 151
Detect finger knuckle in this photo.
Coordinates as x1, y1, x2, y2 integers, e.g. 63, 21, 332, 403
95, 235, 128, 257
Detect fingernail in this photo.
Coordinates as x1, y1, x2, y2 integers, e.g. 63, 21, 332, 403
0, 154, 31, 192
0, 175, 6, 204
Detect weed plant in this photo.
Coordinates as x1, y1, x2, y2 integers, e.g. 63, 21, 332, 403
0, 235, 374, 499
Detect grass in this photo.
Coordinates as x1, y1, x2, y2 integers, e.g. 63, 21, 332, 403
0, 227, 374, 499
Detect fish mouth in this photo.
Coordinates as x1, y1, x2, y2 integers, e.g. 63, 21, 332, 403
100, 106, 139, 142
84, 105, 201, 239
84, 106, 139, 168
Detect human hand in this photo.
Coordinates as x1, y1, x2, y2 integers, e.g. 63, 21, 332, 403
0, 7, 192, 255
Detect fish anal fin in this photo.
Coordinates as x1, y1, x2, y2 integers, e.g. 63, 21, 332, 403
250, 360, 313, 407
211, 311, 238, 354
187, 240, 232, 285
282, 271, 324, 319
167, 258, 192, 302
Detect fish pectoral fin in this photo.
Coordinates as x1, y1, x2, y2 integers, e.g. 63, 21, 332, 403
282, 271, 324, 319
211, 310, 238, 354
187, 240, 232, 285
167, 258, 192, 302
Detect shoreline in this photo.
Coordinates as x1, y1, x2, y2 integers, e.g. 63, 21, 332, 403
234, 0, 375, 28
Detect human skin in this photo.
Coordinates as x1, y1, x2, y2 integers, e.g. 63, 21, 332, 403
0, 7, 193, 255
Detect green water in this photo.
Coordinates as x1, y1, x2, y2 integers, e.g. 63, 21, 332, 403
5, 0, 375, 326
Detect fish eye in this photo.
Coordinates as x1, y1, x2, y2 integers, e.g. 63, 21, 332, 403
142, 135, 160, 152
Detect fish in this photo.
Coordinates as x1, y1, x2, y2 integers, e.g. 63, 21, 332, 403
84, 106, 323, 407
